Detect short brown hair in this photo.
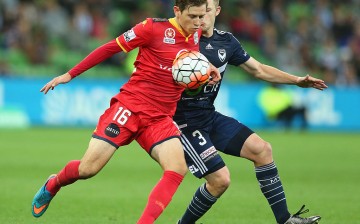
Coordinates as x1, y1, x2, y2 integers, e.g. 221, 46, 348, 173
175, 0, 207, 12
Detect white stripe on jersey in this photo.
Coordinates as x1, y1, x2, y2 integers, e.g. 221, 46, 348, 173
180, 134, 208, 175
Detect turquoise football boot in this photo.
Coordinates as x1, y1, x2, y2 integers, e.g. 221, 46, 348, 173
32, 175, 56, 218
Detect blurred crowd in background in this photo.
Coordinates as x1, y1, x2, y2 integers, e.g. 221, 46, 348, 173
1, 0, 360, 86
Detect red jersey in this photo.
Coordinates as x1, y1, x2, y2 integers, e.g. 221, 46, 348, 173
116, 18, 201, 116
69, 18, 201, 116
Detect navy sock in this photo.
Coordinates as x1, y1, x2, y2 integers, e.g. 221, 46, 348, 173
255, 162, 291, 224
179, 183, 218, 224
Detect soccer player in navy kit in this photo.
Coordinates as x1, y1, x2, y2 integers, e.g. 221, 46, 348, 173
175, 0, 327, 224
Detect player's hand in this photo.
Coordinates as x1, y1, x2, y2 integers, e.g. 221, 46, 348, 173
208, 63, 221, 85
296, 75, 328, 90
40, 73, 72, 94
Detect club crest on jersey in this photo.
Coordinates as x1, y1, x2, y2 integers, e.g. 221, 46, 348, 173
164, 28, 176, 44
194, 32, 199, 45
124, 29, 136, 42
218, 49, 226, 62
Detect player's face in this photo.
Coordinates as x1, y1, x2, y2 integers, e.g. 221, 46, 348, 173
201, 0, 221, 34
174, 5, 206, 36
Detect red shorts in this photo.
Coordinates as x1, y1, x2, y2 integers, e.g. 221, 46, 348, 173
93, 95, 181, 153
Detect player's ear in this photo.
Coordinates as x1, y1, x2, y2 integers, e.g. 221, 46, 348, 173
216, 6, 221, 16
174, 6, 181, 16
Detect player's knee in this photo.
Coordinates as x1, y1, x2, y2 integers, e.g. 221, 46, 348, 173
163, 160, 188, 176
255, 141, 273, 163
208, 176, 230, 197
173, 163, 188, 176
207, 168, 231, 196
217, 175, 231, 191
264, 141, 273, 157
167, 156, 188, 176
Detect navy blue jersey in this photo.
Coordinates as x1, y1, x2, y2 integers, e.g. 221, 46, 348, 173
174, 28, 250, 128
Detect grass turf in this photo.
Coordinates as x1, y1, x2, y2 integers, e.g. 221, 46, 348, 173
0, 128, 359, 223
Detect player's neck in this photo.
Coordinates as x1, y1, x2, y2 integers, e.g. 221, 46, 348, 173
202, 27, 214, 38
174, 17, 190, 37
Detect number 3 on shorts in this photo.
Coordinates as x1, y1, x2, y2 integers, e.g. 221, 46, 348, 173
113, 107, 132, 125
192, 130, 207, 146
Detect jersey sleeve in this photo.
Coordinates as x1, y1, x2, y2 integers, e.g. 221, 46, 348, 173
116, 18, 153, 53
68, 39, 122, 78
228, 34, 251, 66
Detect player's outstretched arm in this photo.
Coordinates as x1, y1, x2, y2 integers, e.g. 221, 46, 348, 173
40, 39, 123, 95
296, 75, 328, 90
208, 63, 221, 85
240, 57, 328, 90
40, 72, 72, 94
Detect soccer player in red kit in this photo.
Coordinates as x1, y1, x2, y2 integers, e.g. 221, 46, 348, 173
31, 0, 220, 223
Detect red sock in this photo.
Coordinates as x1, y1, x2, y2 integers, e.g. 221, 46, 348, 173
46, 160, 81, 196
137, 171, 184, 224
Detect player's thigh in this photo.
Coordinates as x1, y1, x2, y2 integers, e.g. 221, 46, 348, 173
137, 116, 180, 153
151, 138, 187, 175
180, 129, 225, 179
137, 116, 187, 174
210, 112, 254, 156
79, 138, 117, 177
81, 98, 138, 176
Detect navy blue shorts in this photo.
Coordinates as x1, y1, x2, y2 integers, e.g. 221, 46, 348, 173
180, 111, 254, 178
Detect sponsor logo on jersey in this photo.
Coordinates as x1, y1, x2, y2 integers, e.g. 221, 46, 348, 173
159, 64, 172, 71
124, 29, 136, 42
105, 123, 120, 137
184, 87, 203, 96
164, 28, 176, 44
189, 165, 199, 174
218, 49, 226, 62
200, 146, 217, 160
205, 43, 213, 49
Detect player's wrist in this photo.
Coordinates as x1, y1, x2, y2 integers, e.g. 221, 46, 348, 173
67, 71, 77, 79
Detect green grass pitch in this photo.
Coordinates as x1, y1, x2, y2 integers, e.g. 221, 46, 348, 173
1, 128, 359, 223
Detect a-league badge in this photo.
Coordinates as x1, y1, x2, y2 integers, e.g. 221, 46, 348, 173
124, 29, 136, 42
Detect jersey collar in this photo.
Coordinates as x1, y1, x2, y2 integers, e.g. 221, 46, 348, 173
169, 18, 193, 39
